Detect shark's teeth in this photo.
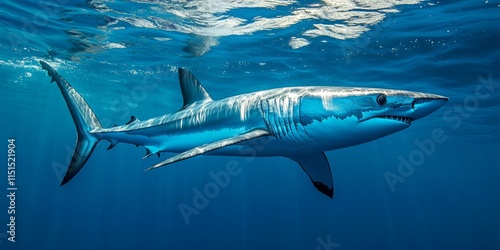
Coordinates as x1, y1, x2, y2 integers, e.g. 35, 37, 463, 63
376, 115, 413, 124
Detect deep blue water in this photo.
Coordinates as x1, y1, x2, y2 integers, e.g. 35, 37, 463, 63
1, 0, 500, 249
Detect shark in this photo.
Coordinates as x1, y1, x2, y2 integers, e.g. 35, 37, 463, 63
40, 61, 447, 198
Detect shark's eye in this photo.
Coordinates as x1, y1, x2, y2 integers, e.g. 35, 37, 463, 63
376, 94, 387, 106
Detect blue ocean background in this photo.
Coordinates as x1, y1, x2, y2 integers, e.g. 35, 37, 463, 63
1, 0, 499, 249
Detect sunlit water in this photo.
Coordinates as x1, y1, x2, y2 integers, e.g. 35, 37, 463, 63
1, 0, 499, 249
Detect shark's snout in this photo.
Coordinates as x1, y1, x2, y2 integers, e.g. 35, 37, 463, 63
410, 96, 448, 120
362, 94, 448, 126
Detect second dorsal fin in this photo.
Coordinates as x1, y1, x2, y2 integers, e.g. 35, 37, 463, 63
178, 68, 213, 109
126, 115, 139, 125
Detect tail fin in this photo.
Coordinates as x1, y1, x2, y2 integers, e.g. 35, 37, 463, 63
40, 61, 102, 185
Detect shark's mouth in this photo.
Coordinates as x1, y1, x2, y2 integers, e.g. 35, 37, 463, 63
374, 115, 414, 124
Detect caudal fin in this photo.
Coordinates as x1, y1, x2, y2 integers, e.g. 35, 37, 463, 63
40, 61, 102, 185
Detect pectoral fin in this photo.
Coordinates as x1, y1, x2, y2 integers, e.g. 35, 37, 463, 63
289, 152, 334, 198
145, 129, 269, 171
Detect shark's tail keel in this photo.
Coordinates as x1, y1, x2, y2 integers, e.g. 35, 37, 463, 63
40, 61, 102, 185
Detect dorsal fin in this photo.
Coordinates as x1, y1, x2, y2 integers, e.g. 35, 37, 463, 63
126, 115, 139, 125
178, 68, 213, 109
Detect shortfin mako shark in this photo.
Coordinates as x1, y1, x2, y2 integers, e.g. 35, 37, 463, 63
40, 61, 447, 198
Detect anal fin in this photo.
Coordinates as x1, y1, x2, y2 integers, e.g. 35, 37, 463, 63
288, 152, 334, 198
107, 141, 118, 150
143, 146, 160, 159
145, 129, 269, 171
